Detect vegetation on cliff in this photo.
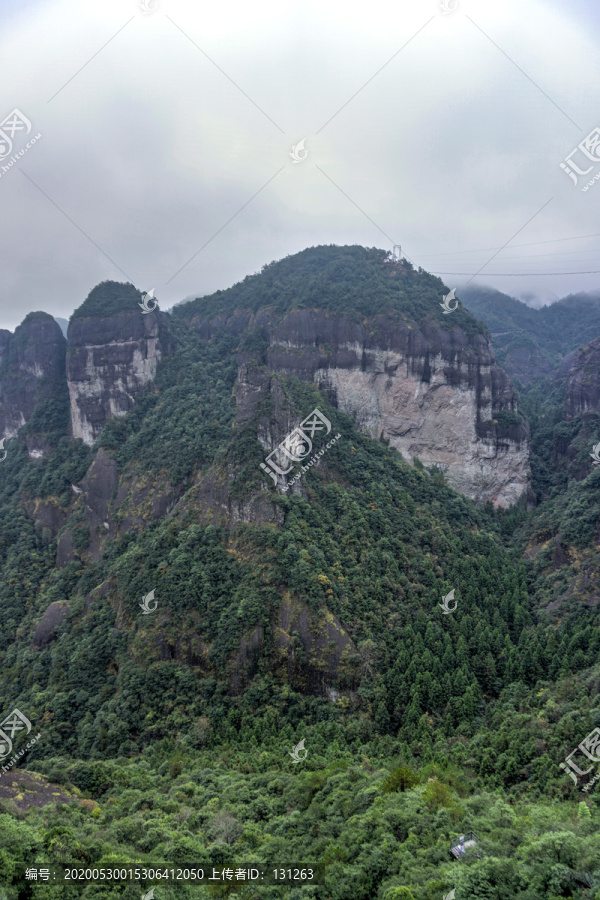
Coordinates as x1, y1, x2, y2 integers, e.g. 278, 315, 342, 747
71, 282, 146, 321
0, 250, 600, 897
173, 245, 488, 337
460, 285, 600, 376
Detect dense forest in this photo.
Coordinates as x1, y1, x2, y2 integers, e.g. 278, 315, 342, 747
173, 246, 487, 337
459, 285, 600, 377
1, 248, 600, 899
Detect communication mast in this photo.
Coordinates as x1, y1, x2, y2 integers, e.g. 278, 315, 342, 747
392, 244, 402, 261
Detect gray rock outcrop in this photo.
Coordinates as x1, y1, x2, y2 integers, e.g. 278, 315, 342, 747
67, 309, 165, 445
198, 307, 531, 507
0, 311, 66, 451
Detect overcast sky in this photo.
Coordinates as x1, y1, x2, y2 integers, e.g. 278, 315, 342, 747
1, 0, 599, 330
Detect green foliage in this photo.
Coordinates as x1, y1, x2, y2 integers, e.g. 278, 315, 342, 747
173, 245, 487, 337
20, 393, 71, 440
70, 280, 144, 320
71, 524, 90, 551
238, 329, 269, 359
461, 285, 600, 368
2, 753, 600, 900
2, 249, 600, 899
98, 322, 238, 484
18, 436, 93, 499
380, 766, 420, 793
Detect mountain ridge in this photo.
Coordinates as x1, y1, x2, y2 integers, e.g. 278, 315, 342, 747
1, 245, 600, 899
5, 245, 531, 507
460, 284, 600, 385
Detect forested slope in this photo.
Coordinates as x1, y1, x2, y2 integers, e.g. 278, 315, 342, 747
0, 250, 599, 899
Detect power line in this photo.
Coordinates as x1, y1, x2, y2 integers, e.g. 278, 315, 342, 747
430, 270, 600, 276
428, 249, 600, 262
417, 233, 600, 257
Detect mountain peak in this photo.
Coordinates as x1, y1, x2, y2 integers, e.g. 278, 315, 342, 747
71, 280, 144, 321
173, 244, 487, 336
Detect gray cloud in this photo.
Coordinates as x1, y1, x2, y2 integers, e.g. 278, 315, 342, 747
0, 0, 599, 329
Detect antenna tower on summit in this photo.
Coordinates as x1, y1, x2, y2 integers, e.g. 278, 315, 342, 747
392, 244, 402, 261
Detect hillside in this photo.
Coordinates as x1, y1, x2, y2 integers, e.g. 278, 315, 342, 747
459, 285, 600, 385
174, 245, 487, 337
0, 246, 599, 899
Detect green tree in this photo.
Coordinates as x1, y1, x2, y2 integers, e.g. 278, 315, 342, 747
382, 888, 416, 900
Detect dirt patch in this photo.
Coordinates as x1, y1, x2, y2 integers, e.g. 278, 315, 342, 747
0, 769, 89, 812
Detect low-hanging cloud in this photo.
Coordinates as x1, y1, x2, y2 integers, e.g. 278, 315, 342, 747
0, 0, 599, 329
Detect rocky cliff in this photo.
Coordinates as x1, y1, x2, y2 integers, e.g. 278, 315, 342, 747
521, 335, 600, 612
0, 254, 530, 508
194, 307, 530, 507
540, 335, 600, 483
67, 282, 169, 445
565, 336, 600, 420
0, 311, 66, 455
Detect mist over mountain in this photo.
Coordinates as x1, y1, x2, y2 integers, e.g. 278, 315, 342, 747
0, 245, 599, 899
460, 285, 600, 386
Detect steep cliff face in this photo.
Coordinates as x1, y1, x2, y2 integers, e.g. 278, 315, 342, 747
198, 307, 530, 507
0, 311, 66, 454
1, 261, 530, 511
67, 283, 169, 445
460, 285, 600, 386
54, 449, 183, 569
540, 336, 600, 483
565, 337, 600, 420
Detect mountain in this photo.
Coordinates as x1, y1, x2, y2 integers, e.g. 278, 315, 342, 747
175, 247, 529, 508
67, 281, 172, 445
513, 332, 600, 616
53, 317, 69, 338
0, 311, 67, 456
565, 336, 600, 421
1, 246, 600, 900
4, 247, 532, 508
459, 285, 600, 385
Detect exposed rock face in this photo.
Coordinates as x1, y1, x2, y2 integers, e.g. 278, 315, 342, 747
0, 312, 66, 446
228, 593, 355, 696
171, 463, 283, 529
544, 337, 600, 482
55, 449, 183, 568
198, 307, 530, 507
21, 496, 68, 541
273, 593, 355, 695
565, 337, 600, 420
67, 309, 166, 445
31, 600, 68, 649
55, 449, 120, 567
499, 342, 554, 386
112, 471, 181, 534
